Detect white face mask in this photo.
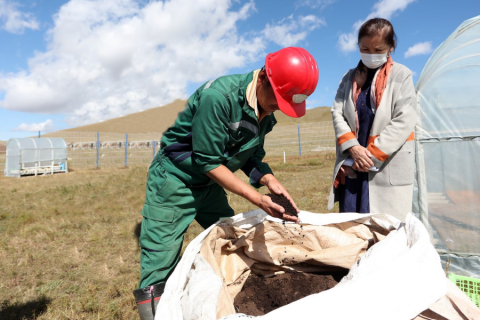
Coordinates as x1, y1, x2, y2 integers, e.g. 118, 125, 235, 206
360, 52, 388, 69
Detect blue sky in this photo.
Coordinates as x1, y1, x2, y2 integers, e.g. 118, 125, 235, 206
0, 0, 478, 140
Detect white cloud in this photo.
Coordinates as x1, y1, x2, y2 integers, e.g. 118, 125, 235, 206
338, 32, 358, 53
0, 0, 265, 126
404, 41, 433, 58
295, 0, 336, 10
0, 0, 39, 34
338, 0, 415, 53
263, 15, 325, 47
13, 119, 54, 132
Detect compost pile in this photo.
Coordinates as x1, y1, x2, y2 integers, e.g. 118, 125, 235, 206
266, 193, 298, 217
234, 271, 346, 316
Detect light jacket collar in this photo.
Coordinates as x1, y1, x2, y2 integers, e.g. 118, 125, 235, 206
246, 69, 272, 122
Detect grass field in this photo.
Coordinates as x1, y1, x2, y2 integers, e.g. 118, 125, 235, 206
0, 121, 335, 172
0, 154, 338, 320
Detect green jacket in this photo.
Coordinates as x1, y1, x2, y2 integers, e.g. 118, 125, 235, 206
160, 71, 276, 188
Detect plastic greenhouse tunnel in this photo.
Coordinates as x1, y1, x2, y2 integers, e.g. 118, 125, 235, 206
414, 15, 480, 278
4, 138, 68, 178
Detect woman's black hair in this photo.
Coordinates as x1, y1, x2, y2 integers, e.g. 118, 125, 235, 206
357, 18, 397, 51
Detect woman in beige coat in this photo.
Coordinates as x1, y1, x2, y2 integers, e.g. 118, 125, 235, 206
328, 18, 417, 221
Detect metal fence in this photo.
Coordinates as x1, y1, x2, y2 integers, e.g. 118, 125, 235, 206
265, 122, 335, 159
38, 131, 163, 169
1, 122, 335, 171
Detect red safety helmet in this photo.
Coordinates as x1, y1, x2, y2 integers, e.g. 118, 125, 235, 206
265, 47, 319, 118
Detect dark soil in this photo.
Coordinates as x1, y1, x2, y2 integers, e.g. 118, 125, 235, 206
266, 193, 298, 217
234, 271, 345, 316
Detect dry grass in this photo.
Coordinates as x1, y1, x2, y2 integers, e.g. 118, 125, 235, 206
0, 154, 337, 319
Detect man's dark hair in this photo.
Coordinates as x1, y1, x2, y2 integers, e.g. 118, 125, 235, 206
358, 18, 397, 51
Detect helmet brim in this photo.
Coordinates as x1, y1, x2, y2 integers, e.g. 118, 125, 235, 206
273, 88, 306, 118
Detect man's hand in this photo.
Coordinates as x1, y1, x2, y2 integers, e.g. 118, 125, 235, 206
206, 166, 299, 222
255, 193, 299, 223
259, 174, 300, 221
348, 145, 373, 172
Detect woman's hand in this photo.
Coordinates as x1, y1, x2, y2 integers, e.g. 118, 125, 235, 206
349, 145, 374, 172
340, 166, 357, 182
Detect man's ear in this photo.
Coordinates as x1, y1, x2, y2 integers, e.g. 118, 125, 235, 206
258, 69, 270, 87
258, 69, 267, 82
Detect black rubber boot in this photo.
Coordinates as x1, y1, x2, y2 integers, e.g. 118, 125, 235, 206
133, 283, 165, 320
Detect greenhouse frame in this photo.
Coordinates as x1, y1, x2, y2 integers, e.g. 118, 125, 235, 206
413, 15, 480, 277
4, 138, 68, 178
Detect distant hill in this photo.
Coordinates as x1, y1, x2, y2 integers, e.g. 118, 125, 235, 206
274, 106, 331, 126
58, 99, 331, 134
61, 99, 188, 134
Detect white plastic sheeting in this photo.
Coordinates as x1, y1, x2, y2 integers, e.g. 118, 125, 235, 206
4, 138, 68, 178
413, 15, 480, 276
157, 210, 450, 320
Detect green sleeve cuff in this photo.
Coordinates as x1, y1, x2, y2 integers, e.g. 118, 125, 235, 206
249, 162, 273, 189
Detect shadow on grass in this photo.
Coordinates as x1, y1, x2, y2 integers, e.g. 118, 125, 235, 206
0, 296, 51, 320
133, 220, 141, 245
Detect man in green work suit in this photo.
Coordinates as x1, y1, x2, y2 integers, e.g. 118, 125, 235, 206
133, 47, 319, 320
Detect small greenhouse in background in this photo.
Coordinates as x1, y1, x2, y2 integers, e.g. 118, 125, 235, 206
414, 15, 480, 278
4, 138, 68, 178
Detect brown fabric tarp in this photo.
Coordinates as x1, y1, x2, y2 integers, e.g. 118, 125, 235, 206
196, 218, 480, 320
198, 220, 389, 319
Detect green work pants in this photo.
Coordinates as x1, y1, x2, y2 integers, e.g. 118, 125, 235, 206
138, 155, 234, 289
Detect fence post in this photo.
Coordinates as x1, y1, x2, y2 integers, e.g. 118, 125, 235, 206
152, 140, 156, 160
297, 124, 302, 156
125, 133, 128, 167
38, 131, 40, 138
96, 132, 99, 169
